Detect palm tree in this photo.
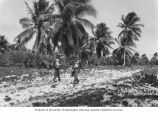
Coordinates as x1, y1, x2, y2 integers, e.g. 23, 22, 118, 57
79, 33, 92, 64
117, 12, 144, 66
90, 23, 114, 65
43, 0, 97, 58
113, 38, 135, 66
140, 54, 149, 65
0, 35, 9, 53
15, 0, 54, 53
132, 52, 140, 65
150, 53, 158, 66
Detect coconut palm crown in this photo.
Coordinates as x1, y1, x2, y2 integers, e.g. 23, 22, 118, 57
116, 12, 144, 66
15, 0, 54, 53
43, 0, 97, 58
90, 23, 114, 65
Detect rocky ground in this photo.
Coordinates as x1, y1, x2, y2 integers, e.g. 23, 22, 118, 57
0, 66, 158, 107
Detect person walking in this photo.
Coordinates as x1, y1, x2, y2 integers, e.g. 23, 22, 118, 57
53, 58, 61, 82
72, 58, 83, 84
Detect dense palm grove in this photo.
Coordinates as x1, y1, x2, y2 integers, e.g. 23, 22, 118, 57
0, 0, 158, 68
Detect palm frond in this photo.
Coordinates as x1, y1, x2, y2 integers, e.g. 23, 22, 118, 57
19, 17, 34, 29
71, 21, 87, 44
24, 1, 35, 16
33, 1, 39, 17
118, 30, 125, 38
126, 48, 133, 58
132, 30, 141, 37
121, 15, 126, 24
103, 41, 114, 49
80, 48, 91, 61
20, 30, 36, 45
117, 23, 126, 28
75, 4, 97, 18
38, 0, 49, 13
15, 27, 35, 42
71, 0, 91, 4
115, 38, 121, 46
131, 27, 142, 38
40, 14, 61, 25
55, 0, 64, 13
129, 16, 140, 25
44, 3, 55, 13
133, 24, 144, 27
103, 45, 110, 55
127, 46, 136, 52
75, 17, 95, 30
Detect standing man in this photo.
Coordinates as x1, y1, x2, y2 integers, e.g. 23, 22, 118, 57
53, 58, 61, 82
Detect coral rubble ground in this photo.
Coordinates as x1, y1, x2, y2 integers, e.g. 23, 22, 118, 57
0, 66, 158, 107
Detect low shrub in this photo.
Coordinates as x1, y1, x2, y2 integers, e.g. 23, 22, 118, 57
0, 50, 53, 69
133, 70, 158, 87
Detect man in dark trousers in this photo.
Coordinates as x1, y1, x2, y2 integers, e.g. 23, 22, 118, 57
72, 58, 83, 84
53, 58, 61, 82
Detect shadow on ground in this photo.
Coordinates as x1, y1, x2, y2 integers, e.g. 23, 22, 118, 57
32, 79, 158, 107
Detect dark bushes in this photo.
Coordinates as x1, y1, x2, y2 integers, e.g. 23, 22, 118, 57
0, 50, 53, 69
133, 70, 158, 87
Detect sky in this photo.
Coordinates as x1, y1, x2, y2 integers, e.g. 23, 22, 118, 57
0, 0, 158, 58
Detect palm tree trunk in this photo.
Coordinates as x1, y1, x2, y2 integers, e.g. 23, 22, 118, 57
97, 57, 100, 66
123, 48, 126, 66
